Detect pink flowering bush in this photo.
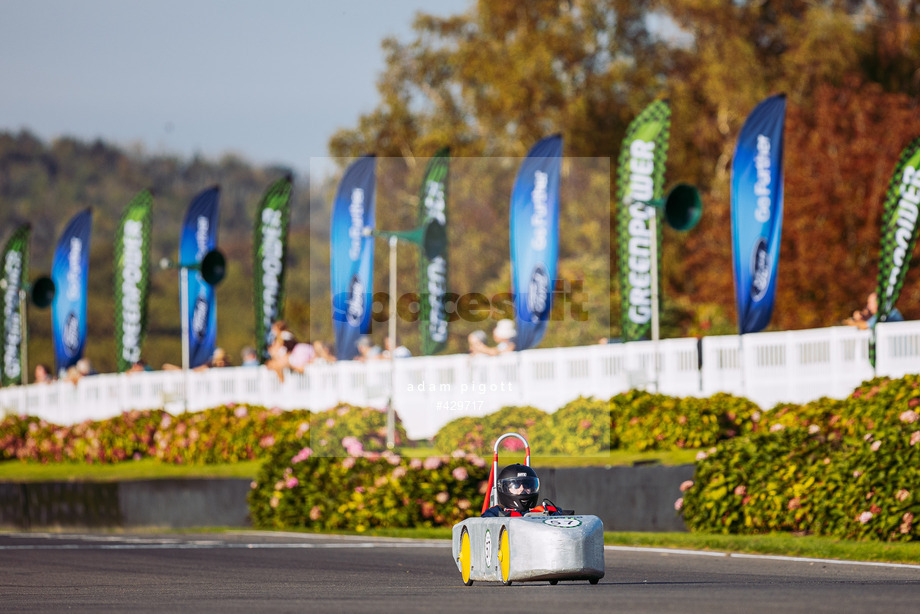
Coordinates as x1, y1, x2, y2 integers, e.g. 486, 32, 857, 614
0, 410, 164, 463
1, 403, 407, 465
431, 405, 548, 455
752, 375, 920, 439
612, 391, 759, 451
654, 375, 920, 542
531, 397, 613, 454
153, 405, 312, 463
306, 404, 406, 454
0, 414, 40, 460
680, 417, 920, 541
248, 440, 489, 530
431, 392, 757, 456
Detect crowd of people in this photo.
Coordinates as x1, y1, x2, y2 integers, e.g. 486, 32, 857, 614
30, 296, 909, 387
26, 316, 521, 387
467, 318, 516, 355
844, 292, 904, 330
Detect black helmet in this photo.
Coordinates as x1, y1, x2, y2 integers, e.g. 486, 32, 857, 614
496, 464, 540, 512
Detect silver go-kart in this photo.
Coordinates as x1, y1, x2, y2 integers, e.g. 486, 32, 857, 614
451, 433, 605, 585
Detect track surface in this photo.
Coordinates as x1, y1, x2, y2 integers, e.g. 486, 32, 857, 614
1, 531, 919, 613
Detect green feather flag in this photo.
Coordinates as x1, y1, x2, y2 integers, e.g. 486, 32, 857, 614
418, 148, 450, 355
872, 136, 920, 366
616, 100, 671, 342
114, 190, 153, 372
253, 175, 293, 361
1, 224, 30, 386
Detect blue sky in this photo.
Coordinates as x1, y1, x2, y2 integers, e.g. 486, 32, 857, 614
0, 0, 470, 177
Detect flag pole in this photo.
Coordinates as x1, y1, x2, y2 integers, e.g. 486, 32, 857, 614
387, 235, 397, 449
19, 289, 28, 388
180, 266, 190, 413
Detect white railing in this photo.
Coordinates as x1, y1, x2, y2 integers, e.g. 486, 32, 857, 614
1, 321, 918, 439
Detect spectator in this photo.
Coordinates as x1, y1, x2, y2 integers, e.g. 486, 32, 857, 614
127, 359, 152, 373
492, 319, 517, 353
241, 346, 260, 367
468, 330, 490, 355
266, 329, 298, 378
286, 342, 315, 374
33, 363, 54, 384
76, 357, 98, 376
847, 292, 904, 330
64, 365, 82, 385
381, 335, 411, 359
355, 335, 381, 362
844, 299, 871, 327
208, 347, 231, 368
65, 357, 98, 384
264, 325, 318, 381
266, 320, 291, 361
162, 347, 230, 371
312, 340, 336, 364
469, 319, 516, 356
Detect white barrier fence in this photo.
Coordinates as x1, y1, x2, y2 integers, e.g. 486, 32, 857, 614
1, 321, 918, 439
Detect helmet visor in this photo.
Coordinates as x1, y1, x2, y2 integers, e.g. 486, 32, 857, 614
498, 476, 539, 496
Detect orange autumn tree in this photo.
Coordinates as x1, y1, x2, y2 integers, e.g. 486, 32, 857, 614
677, 78, 920, 333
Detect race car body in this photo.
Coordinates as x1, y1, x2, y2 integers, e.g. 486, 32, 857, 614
452, 513, 605, 584
450, 432, 605, 585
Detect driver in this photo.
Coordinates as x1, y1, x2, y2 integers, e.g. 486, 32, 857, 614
482, 464, 563, 517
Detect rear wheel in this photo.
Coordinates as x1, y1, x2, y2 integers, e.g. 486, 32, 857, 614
459, 529, 473, 586
498, 526, 511, 585
549, 580, 558, 585
589, 578, 599, 585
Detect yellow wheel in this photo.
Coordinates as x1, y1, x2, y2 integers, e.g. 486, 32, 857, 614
498, 526, 511, 585
459, 529, 473, 586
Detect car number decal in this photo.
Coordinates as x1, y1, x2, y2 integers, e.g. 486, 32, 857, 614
543, 517, 582, 528
484, 529, 492, 567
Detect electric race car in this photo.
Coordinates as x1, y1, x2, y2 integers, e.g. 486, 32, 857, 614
451, 433, 605, 585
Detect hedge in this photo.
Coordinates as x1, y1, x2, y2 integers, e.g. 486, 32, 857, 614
7, 374, 920, 539
0, 403, 407, 464
679, 375, 920, 541
0, 390, 762, 463
431, 405, 547, 455
249, 441, 489, 531
432, 392, 757, 455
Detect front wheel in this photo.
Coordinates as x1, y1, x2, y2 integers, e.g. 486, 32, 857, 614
498, 526, 511, 585
459, 529, 473, 586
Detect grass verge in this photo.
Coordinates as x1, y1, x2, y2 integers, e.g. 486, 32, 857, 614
0, 458, 262, 482
0, 448, 698, 482
604, 531, 920, 565
403, 447, 700, 467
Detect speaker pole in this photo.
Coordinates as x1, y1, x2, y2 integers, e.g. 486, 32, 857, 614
372, 227, 425, 450
635, 182, 703, 393
387, 235, 397, 449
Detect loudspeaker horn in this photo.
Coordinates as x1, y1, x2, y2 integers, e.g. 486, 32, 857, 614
661, 183, 703, 232
30, 276, 56, 308
200, 249, 226, 286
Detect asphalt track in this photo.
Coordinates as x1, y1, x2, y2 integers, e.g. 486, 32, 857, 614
1, 531, 920, 613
